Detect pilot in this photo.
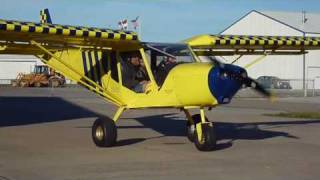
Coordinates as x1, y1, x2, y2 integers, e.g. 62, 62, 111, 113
122, 52, 150, 93
156, 56, 177, 86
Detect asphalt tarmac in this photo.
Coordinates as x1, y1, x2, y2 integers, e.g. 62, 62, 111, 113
0, 87, 319, 180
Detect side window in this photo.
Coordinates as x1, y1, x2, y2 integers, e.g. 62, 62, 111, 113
153, 54, 178, 86
120, 51, 150, 93
81, 50, 118, 86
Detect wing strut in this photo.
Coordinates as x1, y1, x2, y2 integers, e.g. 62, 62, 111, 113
231, 55, 243, 64
244, 54, 268, 69
30, 40, 124, 106
243, 50, 274, 69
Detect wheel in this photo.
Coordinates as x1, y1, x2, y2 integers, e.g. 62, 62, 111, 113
194, 123, 217, 151
186, 114, 208, 142
92, 117, 117, 147
19, 81, 29, 87
11, 80, 18, 87
270, 84, 275, 89
49, 79, 60, 88
34, 82, 42, 87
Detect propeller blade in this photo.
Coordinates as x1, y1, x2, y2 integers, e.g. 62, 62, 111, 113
243, 77, 272, 97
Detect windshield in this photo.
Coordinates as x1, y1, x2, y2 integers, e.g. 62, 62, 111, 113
34, 66, 49, 74
144, 43, 195, 64
141, 43, 195, 86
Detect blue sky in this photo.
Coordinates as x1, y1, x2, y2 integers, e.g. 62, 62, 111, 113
1, 0, 320, 42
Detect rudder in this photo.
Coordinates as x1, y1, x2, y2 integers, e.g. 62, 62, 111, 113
40, 8, 52, 24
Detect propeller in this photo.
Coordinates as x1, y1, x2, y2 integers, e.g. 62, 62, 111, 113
210, 57, 274, 100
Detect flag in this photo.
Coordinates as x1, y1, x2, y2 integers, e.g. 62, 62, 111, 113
118, 21, 123, 30
118, 19, 128, 30
131, 16, 139, 30
122, 19, 128, 30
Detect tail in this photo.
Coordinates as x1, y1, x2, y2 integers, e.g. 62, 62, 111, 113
40, 8, 52, 24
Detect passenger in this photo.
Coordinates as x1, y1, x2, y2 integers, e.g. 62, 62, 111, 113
122, 52, 150, 93
166, 57, 176, 64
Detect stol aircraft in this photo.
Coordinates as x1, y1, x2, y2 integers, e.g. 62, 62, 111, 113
1, 9, 320, 151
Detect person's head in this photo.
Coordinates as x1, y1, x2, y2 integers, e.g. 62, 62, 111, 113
130, 52, 141, 66
166, 56, 176, 64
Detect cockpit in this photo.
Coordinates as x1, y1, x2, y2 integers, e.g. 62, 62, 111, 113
144, 43, 196, 86
120, 43, 196, 93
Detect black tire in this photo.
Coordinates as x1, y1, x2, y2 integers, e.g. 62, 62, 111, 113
49, 79, 60, 88
194, 123, 217, 151
34, 82, 42, 87
19, 81, 29, 87
187, 114, 209, 142
92, 117, 117, 147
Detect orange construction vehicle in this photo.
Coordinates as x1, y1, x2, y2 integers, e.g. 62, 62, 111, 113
12, 65, 65, 87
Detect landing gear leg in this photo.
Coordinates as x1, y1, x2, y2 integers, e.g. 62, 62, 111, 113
182, 108, 209, 142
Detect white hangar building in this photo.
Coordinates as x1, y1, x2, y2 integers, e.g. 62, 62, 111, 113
0, 55, 44, 84
220, 10, 320, 89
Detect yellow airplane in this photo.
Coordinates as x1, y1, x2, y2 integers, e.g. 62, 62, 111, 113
1, 9, 320, 151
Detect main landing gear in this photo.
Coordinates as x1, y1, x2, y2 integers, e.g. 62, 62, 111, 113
183, 108, 217, 151
92, 107, 125, 147
92, 117, 117, 147
91, 107, 216, 151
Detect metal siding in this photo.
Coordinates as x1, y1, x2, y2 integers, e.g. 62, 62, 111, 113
222, 11, 302, 36
0, 55, 43, 80
221, 11, 320, 89
305, 33, 320, 89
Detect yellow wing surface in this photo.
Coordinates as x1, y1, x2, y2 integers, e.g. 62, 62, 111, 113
185, 34, 320, 56
0, 19, 140, 106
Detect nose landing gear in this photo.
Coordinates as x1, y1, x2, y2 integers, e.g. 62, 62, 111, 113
183, 108, 217, 151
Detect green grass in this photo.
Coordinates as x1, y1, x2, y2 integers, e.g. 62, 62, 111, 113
264, 112, 320, 119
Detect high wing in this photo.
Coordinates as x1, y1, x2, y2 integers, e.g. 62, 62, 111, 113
0, 18, 141, 106
0, 19, 139, 55
185, 34, 320, 56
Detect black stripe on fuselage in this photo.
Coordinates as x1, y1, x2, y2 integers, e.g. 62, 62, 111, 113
110, 51, 118, 82
101, 51, 109, 73
94, 51, 102, 85
87, 51, 96, 82
81, 51, 89, 78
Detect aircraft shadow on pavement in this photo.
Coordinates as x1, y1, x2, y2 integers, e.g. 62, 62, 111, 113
2, 97, 320, 149
0, 96, 100, 127
121, 113, 320, 149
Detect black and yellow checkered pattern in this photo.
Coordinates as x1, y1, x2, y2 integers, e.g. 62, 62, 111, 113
0, 19, 138, 41
40, 9, 49, 24
210, 35, 320, 47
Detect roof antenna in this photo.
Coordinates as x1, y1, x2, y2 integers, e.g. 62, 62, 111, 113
302, 10, 308, 24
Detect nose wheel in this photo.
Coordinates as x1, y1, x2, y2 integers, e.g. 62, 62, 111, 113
186, 114, 209, 142
184, 109, 217, 151
194, 122, 216, 151
92, 117, 117, 147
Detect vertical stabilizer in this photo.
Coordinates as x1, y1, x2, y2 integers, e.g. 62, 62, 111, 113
40, 8, 52, 24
